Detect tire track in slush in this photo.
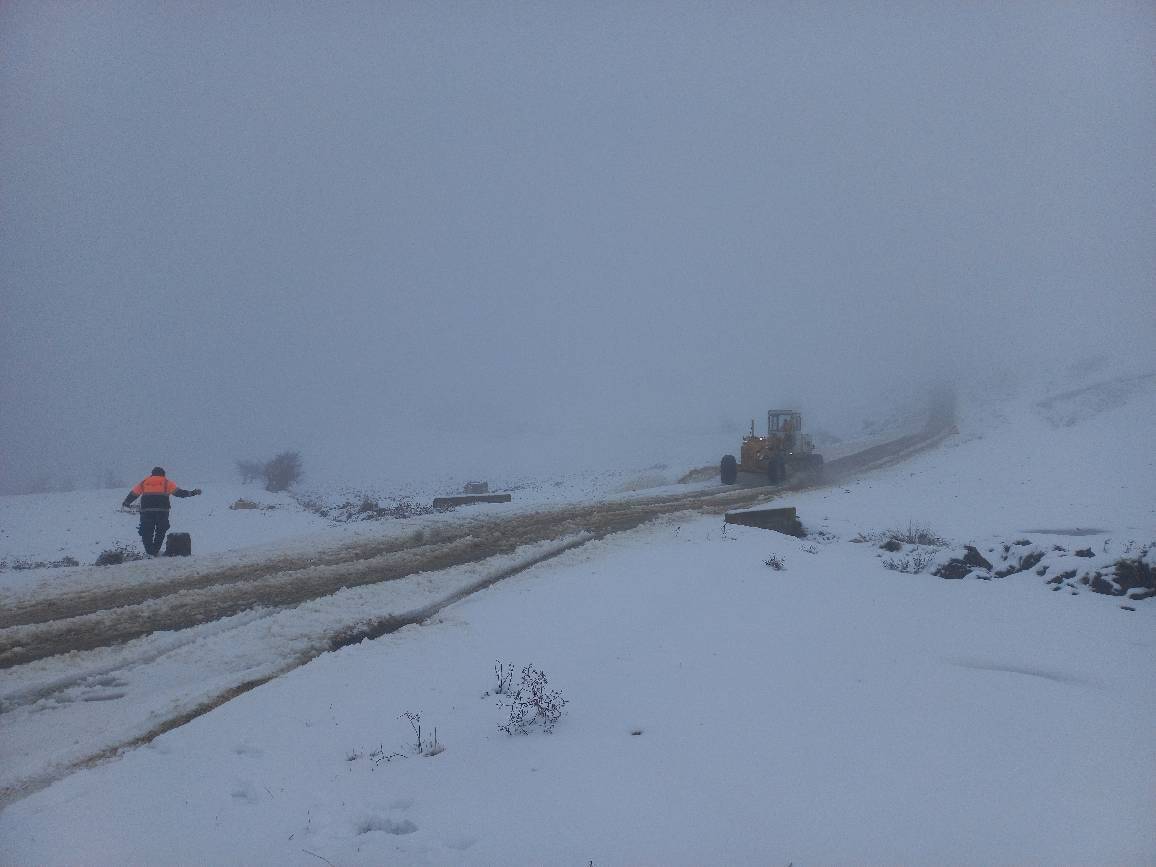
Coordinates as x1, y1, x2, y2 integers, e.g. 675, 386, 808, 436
0, 532, 598, 809
0, 494, 732, 667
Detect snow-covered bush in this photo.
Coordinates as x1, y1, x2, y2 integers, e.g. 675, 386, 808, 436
498, 664, 568, 735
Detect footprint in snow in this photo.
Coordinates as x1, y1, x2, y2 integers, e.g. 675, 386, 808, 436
230, 781, 260, 803
443, 833, 477, 851
356, 815, 418, 836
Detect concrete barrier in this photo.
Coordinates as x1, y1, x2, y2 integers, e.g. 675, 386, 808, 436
432, 494, 513, 510
724, 506, 804, 536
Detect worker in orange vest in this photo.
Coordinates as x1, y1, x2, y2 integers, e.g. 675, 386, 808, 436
122, 467, 202, 556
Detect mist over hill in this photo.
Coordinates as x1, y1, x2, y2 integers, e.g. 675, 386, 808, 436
2, 3, 1152, 493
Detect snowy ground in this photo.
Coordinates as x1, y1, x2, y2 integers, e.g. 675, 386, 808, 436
1, 370, 1153, 864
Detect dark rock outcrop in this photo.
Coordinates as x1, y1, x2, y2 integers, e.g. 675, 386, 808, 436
1089, 556, 1156, 599
963, 545, 993, 571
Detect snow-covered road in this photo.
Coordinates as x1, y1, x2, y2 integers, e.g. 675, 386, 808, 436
2, 425, 949, 666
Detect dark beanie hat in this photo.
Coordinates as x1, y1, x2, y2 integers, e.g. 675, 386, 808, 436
152, 466, 165, 476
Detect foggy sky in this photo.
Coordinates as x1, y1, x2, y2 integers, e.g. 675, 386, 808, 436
2, 2, 1153, 491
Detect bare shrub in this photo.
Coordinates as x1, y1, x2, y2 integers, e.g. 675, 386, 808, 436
350, 712, 445, 768
366, 745, 405, 766
494, 661, 515, 695
401, 711, 444, 757
499, 663, 568, 735
764, 554, 786, 570
263, 451, 303, 492
882, 549, 936, 574
308, 493, 436, 523
8, 555, 80, 571
856, 524, 947, 547
888, 523, 947, 547
95, 544, 145, 566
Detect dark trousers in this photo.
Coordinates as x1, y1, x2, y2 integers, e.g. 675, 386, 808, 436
138, 510, 170, 556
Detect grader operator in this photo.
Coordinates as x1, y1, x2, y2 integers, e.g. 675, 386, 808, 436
720, 409, 823, 485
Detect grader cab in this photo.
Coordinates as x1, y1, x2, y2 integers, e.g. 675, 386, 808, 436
720, 409, 823, 485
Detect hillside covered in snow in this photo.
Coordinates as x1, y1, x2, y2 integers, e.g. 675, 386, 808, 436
1, 368, 1152, 865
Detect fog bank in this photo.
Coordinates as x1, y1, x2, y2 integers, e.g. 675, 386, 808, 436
2, 2, 1153, 491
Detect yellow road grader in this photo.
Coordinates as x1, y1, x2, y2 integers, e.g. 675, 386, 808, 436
721, 409, 824, 485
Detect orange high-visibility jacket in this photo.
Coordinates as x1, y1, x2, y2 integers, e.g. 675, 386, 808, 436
132, 475, 178, 497
126, 475, 181, 511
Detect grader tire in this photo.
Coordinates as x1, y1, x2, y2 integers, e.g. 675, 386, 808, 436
768, 456, 786, 484
720, 454, 738, 485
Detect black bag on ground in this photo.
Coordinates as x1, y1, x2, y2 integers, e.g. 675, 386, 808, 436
164, 532, 192, 557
